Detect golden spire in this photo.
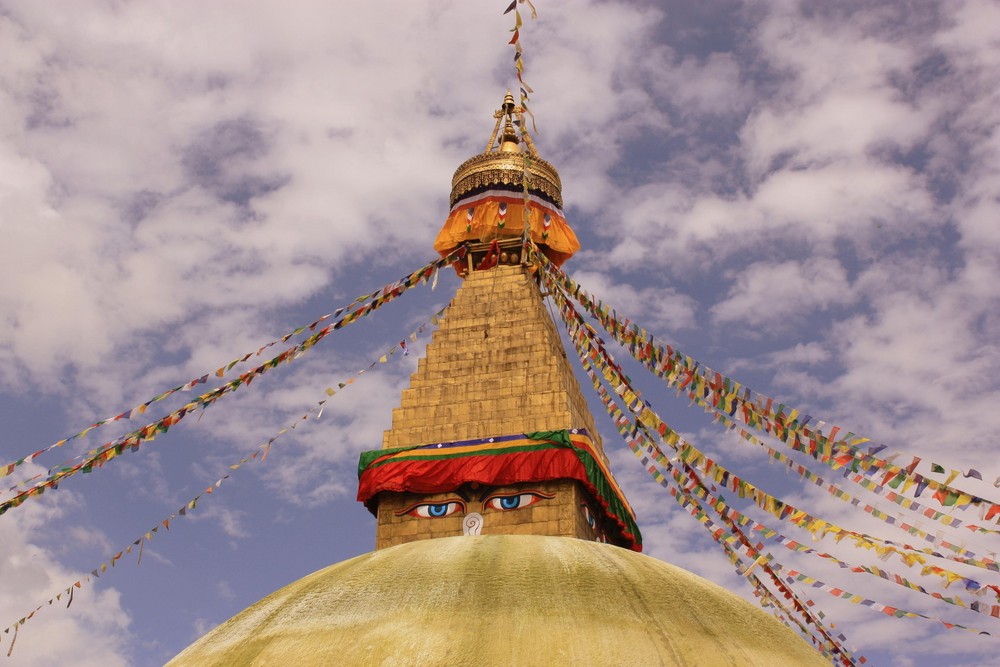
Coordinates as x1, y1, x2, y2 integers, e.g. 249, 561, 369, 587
451, 93, 562, 209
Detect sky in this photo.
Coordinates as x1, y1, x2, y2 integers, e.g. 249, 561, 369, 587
1, 0, 1000, 664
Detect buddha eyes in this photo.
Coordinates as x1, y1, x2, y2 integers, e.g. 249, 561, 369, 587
484, 491, 552, 511
397, 490, 553, 518
399, 501, 465, 518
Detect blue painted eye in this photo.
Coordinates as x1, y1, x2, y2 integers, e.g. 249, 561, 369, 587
404, 501, 464, 518
485, 493, 546, 511
500, 496, 520, 509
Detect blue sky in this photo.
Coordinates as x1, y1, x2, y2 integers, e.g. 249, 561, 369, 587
2, 1, 1000, 665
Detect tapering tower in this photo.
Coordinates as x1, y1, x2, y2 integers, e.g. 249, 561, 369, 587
357, 94, 640, 550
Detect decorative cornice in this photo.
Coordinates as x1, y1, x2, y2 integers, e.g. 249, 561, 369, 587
450, 151, 562, 208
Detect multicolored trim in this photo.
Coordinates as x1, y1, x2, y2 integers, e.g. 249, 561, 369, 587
357, 429, 641, 550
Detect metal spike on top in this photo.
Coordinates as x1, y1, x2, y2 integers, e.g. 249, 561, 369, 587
485, 91, 539, 157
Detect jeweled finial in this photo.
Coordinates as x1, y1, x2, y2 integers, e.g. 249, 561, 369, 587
502, 90, 516, 114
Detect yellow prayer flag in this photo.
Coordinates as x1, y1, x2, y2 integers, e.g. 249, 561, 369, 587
901, 475, 916, 494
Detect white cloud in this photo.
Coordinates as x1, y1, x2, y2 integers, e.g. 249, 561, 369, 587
561, 268, 698, 331
652, 52, 749, 118
712, 257, 853, 329
745, 5, 931, 172
0, 470, 130, 667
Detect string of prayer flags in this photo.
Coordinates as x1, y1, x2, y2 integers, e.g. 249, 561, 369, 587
566, 291, 999, 581
0, 307, 444, 655
1, 412, 292, 654
654, 451, 863, 661
504, 0, 537, 131
538, 261, 1000, 589
0, 247, 467, 518
550, 292, 861, 665
537, 250, 953, 493
0, 245, 467, 493
671, 449, 1000, 617
544, 261, 995, 645
535, 250, 1000, 518
619, 410, 855, 661
662, 474, 864, 663
521, 153, 533, 241
536, 254, 1000, 574
322, 306, 445, 401
645, 334, 1000, 541
595, 322, 1000, 547
622, 390, 1000, 619
699, 460, 1000, 618
777, 567, 993, 633
538, 258, 854, 661
617, 321, 1000, 537
545, 239, 987, 650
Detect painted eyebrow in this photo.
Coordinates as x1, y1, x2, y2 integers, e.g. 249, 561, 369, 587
393, 498, 466, 516
481, 489, 555, 502
472, 484, 498, 501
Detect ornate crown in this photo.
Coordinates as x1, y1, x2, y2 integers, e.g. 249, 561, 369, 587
449, 92, 563, 209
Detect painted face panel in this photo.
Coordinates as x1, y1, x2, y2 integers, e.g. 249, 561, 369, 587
387, 483, 557, 541
394, 486, 554, 517
374, 479, 627, 551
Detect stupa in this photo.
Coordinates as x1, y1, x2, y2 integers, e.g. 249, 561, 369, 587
166, 95, 829, 666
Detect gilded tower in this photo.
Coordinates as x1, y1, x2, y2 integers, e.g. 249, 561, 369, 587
356, 93, 640, 551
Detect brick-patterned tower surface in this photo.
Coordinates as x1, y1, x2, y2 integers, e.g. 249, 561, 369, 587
356, 94, 640, 552
371, 265, 630, 549
383, 265, 602, 451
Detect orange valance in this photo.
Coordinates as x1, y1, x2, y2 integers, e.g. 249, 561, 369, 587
434, 190, 579, 267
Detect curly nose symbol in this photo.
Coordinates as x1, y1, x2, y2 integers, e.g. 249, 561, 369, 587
463, 512, 483, 536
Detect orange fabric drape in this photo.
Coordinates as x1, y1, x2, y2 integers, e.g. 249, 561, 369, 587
434, 195, 579, 267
